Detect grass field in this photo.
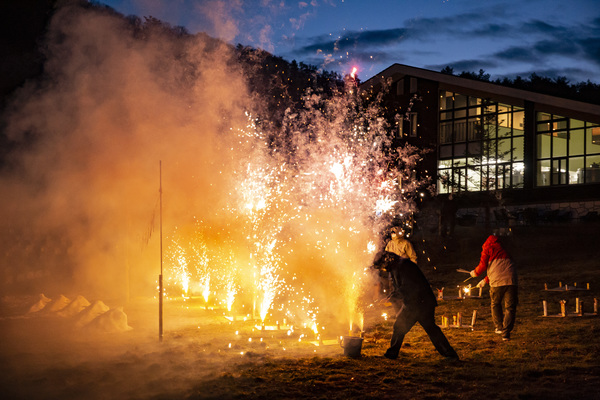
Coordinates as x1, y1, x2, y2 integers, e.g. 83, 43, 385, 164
2, 223, 599, 399
181, 223, 600, 400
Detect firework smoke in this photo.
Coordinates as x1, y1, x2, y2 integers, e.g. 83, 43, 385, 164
0, 2, 427, 331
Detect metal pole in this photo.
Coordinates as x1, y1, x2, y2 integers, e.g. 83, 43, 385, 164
159, 160, 163, 342
159, 274, 163, 341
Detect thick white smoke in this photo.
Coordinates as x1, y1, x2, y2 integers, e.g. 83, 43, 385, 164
1, 3, 253, 300
0, 2, 427, 331
0, 3, 432, 399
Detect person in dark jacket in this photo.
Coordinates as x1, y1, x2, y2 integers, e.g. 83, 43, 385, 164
373, 251, 459, 360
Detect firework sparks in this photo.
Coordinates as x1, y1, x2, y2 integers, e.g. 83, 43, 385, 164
158, 79, 428, 336
165, 234, 191, 297
225, 279, 237, 313
375, 196, 399, 215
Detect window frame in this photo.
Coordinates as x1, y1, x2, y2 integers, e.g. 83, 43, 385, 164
437, 91, 524, 193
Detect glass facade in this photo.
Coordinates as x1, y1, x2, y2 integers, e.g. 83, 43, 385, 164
535, 113, 600, 186
437, 91, 525, 193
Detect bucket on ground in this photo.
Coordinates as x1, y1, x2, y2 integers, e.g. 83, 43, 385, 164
340, 336, 363, 358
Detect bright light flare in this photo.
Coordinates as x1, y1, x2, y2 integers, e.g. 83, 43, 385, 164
375, 197, 398, 215
358, 312, 364, 332
311, 322, 319, 335
201, 276, 210, 303
330, 162, 344, 180
181, 273, 190, 297
463, 285, 472, 296
159, 79, 427, 339
226, 280, 237, 312
367, 241, 377, 254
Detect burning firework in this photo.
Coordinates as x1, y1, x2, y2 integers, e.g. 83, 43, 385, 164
158, 77, 429, 337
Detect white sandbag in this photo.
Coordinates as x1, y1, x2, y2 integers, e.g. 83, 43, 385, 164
57, 295, 91, 318
85, 307, 133, 333
27, 293, 51, 313
74, 300, 110, 328
44, 294, 71, 313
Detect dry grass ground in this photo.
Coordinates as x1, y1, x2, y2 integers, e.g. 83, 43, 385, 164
181, 223, 600, 400
1, 223, 600, 399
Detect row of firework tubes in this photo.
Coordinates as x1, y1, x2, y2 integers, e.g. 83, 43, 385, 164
543, 281, 597, 317
440, 310, 478, 329
543, 297, 599, 317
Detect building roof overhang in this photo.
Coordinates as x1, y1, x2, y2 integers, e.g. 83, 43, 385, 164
361, 64, 600, 122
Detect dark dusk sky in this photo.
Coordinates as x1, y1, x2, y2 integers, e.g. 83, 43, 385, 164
97, 0, 600, 84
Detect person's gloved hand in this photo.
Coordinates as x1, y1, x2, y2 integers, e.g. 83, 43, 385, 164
476, 279, 486, 288
470, 269, 478, 277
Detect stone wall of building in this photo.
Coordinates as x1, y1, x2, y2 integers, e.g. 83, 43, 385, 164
457, 200, 600, 226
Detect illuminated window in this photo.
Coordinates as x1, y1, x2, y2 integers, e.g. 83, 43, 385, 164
535, 113, 600, 186
409, 112, 418, 137
399, 112, 418, 138
437, 92, 524, 193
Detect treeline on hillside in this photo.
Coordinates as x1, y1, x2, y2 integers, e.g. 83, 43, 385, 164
441, 66, 600, 106
104, 5, 348, 122
117, 16, 348, 126
0, 0, 346, 164
5, 0, 597, 136
235, 45, 345, 130
119, 15, 348, 124
0, 0, 346, 111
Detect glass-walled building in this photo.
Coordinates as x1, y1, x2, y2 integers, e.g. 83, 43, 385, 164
436, 92, 600, 194
437, 92, 525, 193
361, 64, 600, 217
536, 114, 600, 186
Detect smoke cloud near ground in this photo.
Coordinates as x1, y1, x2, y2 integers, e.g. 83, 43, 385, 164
0, 3, 430, 398
0, 2, 425, 332
1, 2, 253, 300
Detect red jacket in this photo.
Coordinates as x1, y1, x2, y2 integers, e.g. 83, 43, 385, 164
474, 235, 517, 287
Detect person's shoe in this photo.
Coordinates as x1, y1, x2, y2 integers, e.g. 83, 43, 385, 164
444, 355, 460, 362
502, 335, 510, 341
495, 329, 503, 334
383, 351, 398, 360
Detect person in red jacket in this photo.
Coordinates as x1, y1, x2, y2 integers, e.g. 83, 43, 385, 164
470, 234, 518, 341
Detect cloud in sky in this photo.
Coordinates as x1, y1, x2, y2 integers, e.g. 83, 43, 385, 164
282, 6, 598, 83
297, 28, 408, 54
99, 0, 600, 83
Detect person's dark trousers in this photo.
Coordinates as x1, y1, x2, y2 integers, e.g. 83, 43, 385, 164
490, 285, 518, 338
385, 303, 459, 359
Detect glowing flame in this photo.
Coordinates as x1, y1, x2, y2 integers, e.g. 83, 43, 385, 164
258, 242, 280, 322
375, 197, 398, 215
463, 285, 472, 296
346, 270, 368, 335
330, 162, 344, 180
158, 80, 427, 336
311, 322, 319, 335
201, 275, 210, 303
358, 312, 364, 332
181, 273, 190, 297
367, 241, 377, 254
350, 66, 358, 79
226, 279, 237, 312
